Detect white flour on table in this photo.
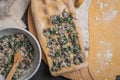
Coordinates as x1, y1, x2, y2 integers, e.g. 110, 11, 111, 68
76, 0, 91, 58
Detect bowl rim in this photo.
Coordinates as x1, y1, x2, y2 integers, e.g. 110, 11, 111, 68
0, 27, 42, 80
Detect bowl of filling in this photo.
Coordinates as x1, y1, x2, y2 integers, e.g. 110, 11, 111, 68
0, 27, 42, 80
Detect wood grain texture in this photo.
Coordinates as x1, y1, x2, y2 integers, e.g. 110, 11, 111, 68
28, 6, 93, 80
89, 0, 120, 80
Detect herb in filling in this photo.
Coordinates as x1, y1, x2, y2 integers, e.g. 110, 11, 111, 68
43, 11, 84, 72
0, 34, 34, 80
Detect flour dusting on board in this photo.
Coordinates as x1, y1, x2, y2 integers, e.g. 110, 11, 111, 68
102, 8, 118, 24
97, 1, 104, 10
100, 40, 104, 44
95, 41, 113, 74
97, 0, 108, 10
96, 48, 113, 74
97, 0, 118, 25
97, 53, 102, 57
104, 48, 113, 63
95, 16, 99, 21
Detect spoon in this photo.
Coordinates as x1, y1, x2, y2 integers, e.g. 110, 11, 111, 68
6, 50, 23, 80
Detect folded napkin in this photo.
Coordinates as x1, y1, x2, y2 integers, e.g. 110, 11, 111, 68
0, 0, 30, 28
0, 0, 12, 16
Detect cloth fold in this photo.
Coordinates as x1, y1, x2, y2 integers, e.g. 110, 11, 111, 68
0, 0, 15, 17
0, 0, 30, 28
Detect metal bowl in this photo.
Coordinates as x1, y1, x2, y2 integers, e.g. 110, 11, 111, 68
0, 27, 42, 80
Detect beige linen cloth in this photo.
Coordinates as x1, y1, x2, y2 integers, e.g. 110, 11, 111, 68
0, 0, 30, 28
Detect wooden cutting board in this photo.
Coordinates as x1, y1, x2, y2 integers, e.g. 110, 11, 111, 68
89, 0, 120, 80
28, 6, 93, 80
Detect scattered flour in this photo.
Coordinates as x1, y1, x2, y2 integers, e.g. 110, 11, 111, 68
100, 41, 104, 44
98, 41, 113, 63
104, 48, 113, 62
97, 1, 108, 10
102, 8, 118, 24
96, 41, 113, 74
97, 53, 102, 57
76, 0, 92, 58
97, 0, 118, 24
96, 70, 100, 73
96, 16, 99, 21
98, 2, 104, 10
104, 3, 108, 7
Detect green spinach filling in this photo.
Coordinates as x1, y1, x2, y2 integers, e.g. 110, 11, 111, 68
43, 11, 84, 72
0, 34, 33, 80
